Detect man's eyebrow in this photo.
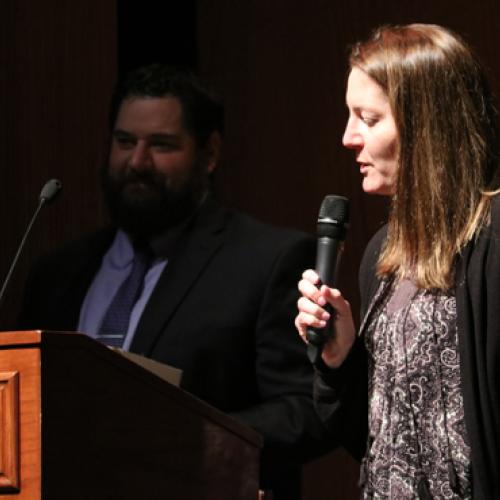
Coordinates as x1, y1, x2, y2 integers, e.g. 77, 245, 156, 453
112, 129, 179, 141
112, 129, 133, 137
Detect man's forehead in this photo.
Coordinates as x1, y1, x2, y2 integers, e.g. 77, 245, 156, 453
118, 95, 182, 115
114, 96, 188, 133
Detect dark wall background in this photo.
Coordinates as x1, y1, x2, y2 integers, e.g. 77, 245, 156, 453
1, 1, 500, 498
0, 1, 116, 329
116, 1, 197, 75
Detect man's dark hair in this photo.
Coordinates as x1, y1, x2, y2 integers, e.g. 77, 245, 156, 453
109, 64, 224, 148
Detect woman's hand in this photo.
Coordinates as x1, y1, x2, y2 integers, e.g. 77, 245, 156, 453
295, 269, 356, 368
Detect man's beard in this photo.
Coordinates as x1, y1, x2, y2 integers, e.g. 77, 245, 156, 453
102, 164, 208, 239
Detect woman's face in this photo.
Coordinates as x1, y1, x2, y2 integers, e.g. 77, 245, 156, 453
342, 67, 399, 196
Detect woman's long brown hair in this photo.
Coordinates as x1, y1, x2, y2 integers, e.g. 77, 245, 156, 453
350, 24, 500, 289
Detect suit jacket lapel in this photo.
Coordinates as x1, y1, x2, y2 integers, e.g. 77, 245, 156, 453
130, 201, 230, 355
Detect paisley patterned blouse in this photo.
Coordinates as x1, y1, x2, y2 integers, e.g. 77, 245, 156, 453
361, 278, 472, 499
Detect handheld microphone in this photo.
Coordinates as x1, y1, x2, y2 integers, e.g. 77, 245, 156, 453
0, 179, 62, 309
306, 195, 349, 365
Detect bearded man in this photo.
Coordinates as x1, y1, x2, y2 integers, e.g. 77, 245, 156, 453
18, 65, 328, 499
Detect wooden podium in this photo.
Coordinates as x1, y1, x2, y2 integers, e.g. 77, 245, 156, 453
0, 331, 262, 499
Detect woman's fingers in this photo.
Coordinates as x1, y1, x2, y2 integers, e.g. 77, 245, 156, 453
297, 296, 330, 321
298, 275, 327, 307
321, 286, 349, 315
302, 269, 320, 283
295, 311, 327, 343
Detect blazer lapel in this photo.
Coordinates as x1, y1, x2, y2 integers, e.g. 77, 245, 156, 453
130, 202, 230, 355
358, 276, 391, 339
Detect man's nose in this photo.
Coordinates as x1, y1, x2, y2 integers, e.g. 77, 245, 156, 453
129, 141, 152, 169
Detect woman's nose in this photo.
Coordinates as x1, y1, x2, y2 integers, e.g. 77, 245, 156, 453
342, 119, 363, 150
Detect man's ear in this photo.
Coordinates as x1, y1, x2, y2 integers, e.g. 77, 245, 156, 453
205, 131, 222, 173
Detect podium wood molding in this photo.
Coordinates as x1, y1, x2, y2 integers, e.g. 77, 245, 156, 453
0, 370, 20, 491
0, 336, 41, 499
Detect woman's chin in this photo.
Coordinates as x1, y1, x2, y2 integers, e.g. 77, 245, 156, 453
362, 180, 393, 196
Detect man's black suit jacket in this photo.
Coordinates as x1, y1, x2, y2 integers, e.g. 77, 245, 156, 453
18, 200, 329, 495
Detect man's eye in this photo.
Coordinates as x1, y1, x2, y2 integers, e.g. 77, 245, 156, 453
151, 142, 176, 151
115, 137, 135, 147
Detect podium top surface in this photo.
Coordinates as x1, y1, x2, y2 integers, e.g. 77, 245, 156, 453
0, 330, 263, 448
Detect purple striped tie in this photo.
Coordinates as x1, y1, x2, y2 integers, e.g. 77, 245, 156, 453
97, 246, 152, 348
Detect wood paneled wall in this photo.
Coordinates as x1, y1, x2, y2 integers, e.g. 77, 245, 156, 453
0, 1, 117, 328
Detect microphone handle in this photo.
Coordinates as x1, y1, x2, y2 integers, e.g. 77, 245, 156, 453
0, 200, 45, 308
316, 236, 342, 287
306, 236, 343, 365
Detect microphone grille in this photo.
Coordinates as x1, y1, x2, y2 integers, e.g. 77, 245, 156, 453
39, 179, 62, 204
318, 195, 349, 224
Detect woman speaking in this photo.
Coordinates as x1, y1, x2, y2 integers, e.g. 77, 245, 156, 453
296, 24, 500, 499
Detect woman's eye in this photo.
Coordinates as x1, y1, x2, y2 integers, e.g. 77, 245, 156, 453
361, 115, 377, 126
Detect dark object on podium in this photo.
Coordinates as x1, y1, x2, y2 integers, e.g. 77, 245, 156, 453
0, 330, 262, 499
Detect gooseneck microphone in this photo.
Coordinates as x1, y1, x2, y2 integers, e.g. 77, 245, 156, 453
39, 179, 62, 204
306, 195, 349, 366
0, 179, 62, 309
